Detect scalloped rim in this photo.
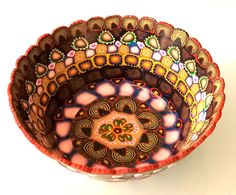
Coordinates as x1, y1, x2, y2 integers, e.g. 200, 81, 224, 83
8, 15, 226, 175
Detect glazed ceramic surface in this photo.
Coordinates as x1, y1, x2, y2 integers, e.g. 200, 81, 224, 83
9, 15, 225, 181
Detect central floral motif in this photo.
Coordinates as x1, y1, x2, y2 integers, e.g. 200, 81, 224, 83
98, 117, 136, 143
91, 111, 145, 149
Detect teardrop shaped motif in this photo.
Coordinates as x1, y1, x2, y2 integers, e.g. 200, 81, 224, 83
199, 76, 209, 91
120, 31, 136, 44
184, 60, 197, 75
20, 99, 30, 113
35, 63, 48, 78
205, 93, 213, 110
145, 35, 160, 51
71, 37, 89, 51
49, 48, 65, 63
167, 46, 181, 62
98, 30, 115, 44
25, 80, 36, 95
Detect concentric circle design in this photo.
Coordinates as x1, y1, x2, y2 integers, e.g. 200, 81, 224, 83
73, 119, 92, 138
88, 101, 111, 118
138, 112, 159, 130
83, 142, 107, 159
138, 133, 159, 153
54, 80, 181, 167
111, 148, 136, 163
115, 99, 137, 113
9, 15, 225, 177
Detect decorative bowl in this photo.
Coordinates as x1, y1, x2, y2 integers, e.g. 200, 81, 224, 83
8, 15, 225, 181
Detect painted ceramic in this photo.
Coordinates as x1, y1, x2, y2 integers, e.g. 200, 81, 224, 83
8, 15, 225, 181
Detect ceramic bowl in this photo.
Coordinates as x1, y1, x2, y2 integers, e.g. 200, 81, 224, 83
9, 15, 225, 181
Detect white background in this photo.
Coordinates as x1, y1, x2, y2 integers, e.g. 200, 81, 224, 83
0, 0, 236, 194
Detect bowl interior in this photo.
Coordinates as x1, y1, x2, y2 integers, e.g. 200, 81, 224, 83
9, 16, 225, 175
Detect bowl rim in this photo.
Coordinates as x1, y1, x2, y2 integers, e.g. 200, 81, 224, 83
8, 15, 226, 175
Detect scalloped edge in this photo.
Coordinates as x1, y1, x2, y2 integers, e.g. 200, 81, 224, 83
8, 15, 226, 175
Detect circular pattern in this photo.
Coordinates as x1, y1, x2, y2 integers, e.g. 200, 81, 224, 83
88, 100, 111, 118
53, 80, 180, 167
115, 98, 137, 114
138, 112, 159, 129
138, 133, 159, 153
111, 148, 136, 163
73, 119, 92, 138
83, 142, 107, 159
9, 16, 225, 177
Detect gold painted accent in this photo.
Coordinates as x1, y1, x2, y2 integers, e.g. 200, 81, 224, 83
74, 51, 86, 63
190, 84, 200, 96
140, 47, 153, 58
96, 44, 108, 54
55, 62, 66, 74
161, 56, 173, 67
179, 69, 189, 80
197, 100, 205, 114
118, 45, 129, 55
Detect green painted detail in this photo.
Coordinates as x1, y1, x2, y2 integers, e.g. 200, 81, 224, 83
120, 31, 137, 45
167, 46, 181, 63
184, 59, 197, 76
205, 93, 213, 110
145, 35, 160, 51
199, 76, 209, 91
97, 30, 115, 45
98, 118, 135, 142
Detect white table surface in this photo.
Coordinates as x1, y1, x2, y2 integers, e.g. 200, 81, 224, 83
0, 0, 235, 194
